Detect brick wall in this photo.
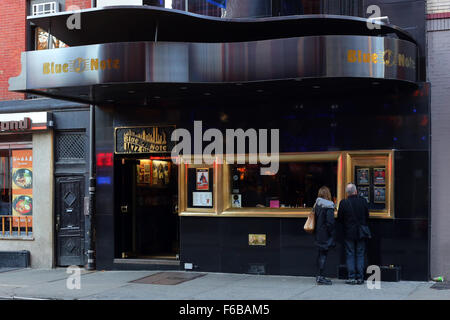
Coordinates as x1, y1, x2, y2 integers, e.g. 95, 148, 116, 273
428, 0, 450, 14
0, 0, 26, 101
0, 1, 92, 101
66, 0, 92, 10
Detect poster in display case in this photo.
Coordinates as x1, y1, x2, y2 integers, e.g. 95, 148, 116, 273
358, 186, 370, 203
373, 168, 386, 185
356, 168, 370, 185
196, 168, 209, 191
374, 186, 386, 203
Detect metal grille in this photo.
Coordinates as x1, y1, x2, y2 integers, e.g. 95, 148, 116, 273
56, 133, 86, 161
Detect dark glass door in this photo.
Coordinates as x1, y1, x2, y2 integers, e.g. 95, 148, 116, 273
116, 157, 179, 260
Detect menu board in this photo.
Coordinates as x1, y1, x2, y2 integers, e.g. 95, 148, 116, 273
12, 150, 33, 227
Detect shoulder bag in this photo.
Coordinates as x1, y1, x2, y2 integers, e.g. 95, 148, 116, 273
304, 204, 316, 234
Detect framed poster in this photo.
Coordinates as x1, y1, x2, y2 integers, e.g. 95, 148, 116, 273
358, 186, 370, 203
193, 192, 212, 207
374, 186, 386, 203
373, 168, 386, 185
356, 168, 370, 185
12, 150, 33, 228
196, 168, 209, 191
152, 160, 170, 186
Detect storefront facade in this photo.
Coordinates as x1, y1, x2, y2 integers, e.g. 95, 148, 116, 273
9, 5, 430, 280
0, 112, 54, 268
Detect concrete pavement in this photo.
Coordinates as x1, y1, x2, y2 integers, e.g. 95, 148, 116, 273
0, 268, 448, 300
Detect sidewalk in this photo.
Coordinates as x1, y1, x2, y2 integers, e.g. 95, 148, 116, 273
0, 268, 448, 300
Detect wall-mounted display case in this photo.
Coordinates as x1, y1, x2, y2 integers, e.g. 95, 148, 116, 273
178, 150, 394, 219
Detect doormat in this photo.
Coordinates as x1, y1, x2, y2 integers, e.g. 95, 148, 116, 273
430, 281, 450, 290
130, 272, 206, 285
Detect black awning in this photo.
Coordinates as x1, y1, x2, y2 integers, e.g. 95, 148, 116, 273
28, 5, 417, 46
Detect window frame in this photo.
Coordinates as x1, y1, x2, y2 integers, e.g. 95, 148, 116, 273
178, 150, 394, 218
0, 143, 34, 240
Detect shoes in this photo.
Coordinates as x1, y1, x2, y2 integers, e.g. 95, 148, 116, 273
356, 279, 364, 285
316, 276, 332, 285
345, 279, 357, 285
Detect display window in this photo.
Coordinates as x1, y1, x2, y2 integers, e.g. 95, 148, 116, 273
345, 151, 394, 218
178, 156, 218, 214
178, 151, 394, 218
0, 146, 33, 238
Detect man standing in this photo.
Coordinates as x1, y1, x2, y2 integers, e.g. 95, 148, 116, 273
338, 183, 370, 285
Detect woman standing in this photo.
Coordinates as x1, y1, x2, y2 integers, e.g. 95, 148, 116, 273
314, 186, 336, 285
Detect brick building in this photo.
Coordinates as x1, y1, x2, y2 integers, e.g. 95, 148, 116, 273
0, 0, 447, 281
0, 1, 92, 268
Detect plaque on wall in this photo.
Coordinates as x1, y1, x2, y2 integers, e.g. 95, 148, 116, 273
356, 168, 370, 185
248, 234, 266, 246
373, 168, 386, 185
358, 186, 370, 203
231, 194, 242, 208
115, 126, 176, 154
374, 186, 386, 203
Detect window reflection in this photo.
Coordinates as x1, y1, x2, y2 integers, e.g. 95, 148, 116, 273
230, 161, 337, 209
35, 27, 67, 50
0, 150, 10, 215
169, 0, 223, 17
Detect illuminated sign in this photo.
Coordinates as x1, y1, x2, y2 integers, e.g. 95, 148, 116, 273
115, 126, 176, 154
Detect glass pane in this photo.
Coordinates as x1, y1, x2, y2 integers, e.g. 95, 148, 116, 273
230, 161, 337, 208
36, 27, 49, 50
169, 0, 223, 17
0, 150, 10, 216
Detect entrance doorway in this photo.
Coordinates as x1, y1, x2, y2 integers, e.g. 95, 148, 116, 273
115, 157, 179, 260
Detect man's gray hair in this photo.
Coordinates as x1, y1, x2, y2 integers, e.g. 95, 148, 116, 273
346, 183, 357, 195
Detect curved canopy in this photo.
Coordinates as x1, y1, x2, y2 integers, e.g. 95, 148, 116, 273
9, 35, 418, 105
28, 5, 418, 46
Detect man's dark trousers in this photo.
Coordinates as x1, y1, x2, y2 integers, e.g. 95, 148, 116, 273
344, 239, 366, 280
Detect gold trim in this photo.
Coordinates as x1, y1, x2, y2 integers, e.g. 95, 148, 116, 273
177, 150, 395, 219
345, 150, 394, 219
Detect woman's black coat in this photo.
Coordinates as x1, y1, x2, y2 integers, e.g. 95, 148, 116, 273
314, 197, 336, 250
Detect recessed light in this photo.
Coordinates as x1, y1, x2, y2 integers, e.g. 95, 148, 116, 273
154, 96, 160, 99
204, 93, 211, 96
313, 85, 320, 89
372, 81, 380, 85
128, 90, 136, 94
106, 99, 114, 103
256, 89, 264, 93
180, 87, 188, 90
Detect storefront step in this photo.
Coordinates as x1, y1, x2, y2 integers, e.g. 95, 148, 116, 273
114, 259, 180, 270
